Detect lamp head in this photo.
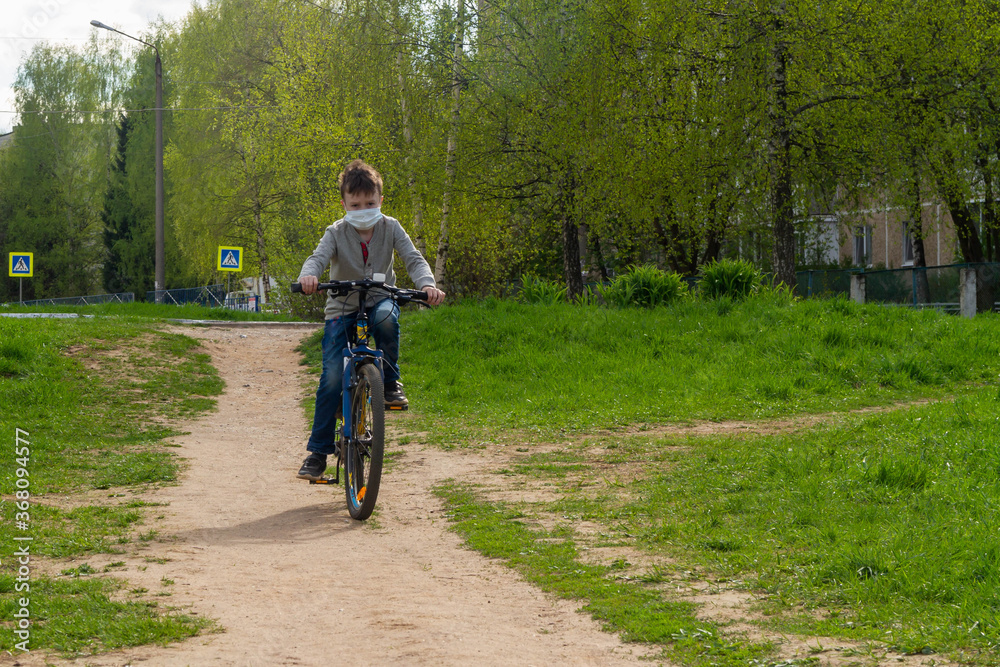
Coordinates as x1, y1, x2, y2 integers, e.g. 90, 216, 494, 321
90, 20, 113, 30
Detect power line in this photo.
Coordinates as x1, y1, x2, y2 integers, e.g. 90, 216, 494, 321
0, 36, 92, 40
0, 105, 282, 115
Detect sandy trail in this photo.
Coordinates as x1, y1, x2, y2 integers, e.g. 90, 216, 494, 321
19, 326, 651, 667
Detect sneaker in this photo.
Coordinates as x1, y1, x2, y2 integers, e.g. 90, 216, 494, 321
384, 380, 408, 408
297, 453, 327, 481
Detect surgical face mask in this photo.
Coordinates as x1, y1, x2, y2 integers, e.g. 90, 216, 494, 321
344, 207, 382, 230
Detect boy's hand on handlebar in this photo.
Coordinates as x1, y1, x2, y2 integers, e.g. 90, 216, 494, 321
300, 275, 319, 295
422, 286, 446, 306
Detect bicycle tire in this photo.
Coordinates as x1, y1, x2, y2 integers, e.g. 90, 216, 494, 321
344, 362, 385, 520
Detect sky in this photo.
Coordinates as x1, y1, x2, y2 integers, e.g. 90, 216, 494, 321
0, 0, 198, 134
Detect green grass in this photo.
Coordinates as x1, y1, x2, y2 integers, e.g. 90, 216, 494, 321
606, 390, 1000, 661
2, 504, 144, 557
391, 293, 1000, 441
295, 330, 324, 426
0, 321, 223, 495
0, 315, 223, 654
0, 575, 211, 655
0, 300, 297, 321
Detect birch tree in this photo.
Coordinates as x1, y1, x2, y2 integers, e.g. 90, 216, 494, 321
434, 0, 466, 286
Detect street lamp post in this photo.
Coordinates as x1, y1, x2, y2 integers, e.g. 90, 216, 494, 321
91, 20, 165, 298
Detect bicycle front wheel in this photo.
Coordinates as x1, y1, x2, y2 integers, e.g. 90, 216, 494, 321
344, 363, 385, 520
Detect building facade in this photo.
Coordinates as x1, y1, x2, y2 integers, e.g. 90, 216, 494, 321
842, 201, 962, 269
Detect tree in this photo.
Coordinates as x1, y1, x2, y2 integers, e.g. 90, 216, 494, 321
102, 114, 154, 295
0, 38, 127, 301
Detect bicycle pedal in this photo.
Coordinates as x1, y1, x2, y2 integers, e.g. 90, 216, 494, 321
386, 404, 408, 411
309, 476, 337, 485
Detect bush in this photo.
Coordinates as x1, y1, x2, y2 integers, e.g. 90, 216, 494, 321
599, 265, 688, 308
519, 274, 567, 305
268, 280, 327, 321
699, 259, 763, 300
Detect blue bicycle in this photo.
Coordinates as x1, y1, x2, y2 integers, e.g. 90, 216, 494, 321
291, 278, 428, 520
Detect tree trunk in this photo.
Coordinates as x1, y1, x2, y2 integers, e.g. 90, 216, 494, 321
938, 187, 985, 263
702, 190, 725, 266
935, 151, 989, 311
907, 154, 930, 304
651, 202, 686, 274
978, 148, 999, 312
396, 48, 425, 255
253, 200, 271, 304
703, 226, 723, 266
979, 147, 997, 262
590, 230, 608, 281
651, 217, 675, 273
562, 213, 584, 300
435, 0, 466, 287
768, 1, 797, 289
992, 143, 1000, 262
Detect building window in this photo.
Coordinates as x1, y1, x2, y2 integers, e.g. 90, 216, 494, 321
854, 225, 873, 267
902, 222, 914, 266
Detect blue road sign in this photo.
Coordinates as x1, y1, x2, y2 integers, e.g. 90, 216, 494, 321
218, 246, 243, 272
9, 252, 32, 277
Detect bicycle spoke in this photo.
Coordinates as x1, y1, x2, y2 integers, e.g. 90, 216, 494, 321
344, 364, 384, 520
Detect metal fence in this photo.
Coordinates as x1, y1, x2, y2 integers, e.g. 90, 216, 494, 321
794, 270, 856, 299
146, 284, 226, 308
4, 292, 134, 307
145, 285, 261, 312
795, 263, 1000, 312
224, 293, 261, 312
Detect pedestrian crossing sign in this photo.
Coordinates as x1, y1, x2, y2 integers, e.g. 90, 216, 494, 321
217, 246, 243, 272
8, 252, 32, 277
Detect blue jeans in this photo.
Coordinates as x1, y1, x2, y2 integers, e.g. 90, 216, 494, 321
306, 298, 400, 455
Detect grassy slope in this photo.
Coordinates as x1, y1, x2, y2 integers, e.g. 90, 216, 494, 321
384, 295, 1000, 665
0, 301, 297, 321
401, 293, 1000, 436
0, 316, 222, 655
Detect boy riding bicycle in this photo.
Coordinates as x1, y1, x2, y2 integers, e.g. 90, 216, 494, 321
296, 159, 445, 481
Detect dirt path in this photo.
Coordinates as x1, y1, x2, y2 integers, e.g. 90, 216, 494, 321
22, 326, 652, 667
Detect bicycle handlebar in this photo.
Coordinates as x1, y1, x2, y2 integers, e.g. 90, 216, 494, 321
290, 279, 429, 303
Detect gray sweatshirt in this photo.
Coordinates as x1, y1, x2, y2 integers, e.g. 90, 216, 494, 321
297, 215, 436, 318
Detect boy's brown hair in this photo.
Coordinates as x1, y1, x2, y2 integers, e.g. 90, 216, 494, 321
338, 159, 383, 199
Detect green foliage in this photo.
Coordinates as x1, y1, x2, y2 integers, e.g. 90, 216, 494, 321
699, 259, 763, 300
0, 38, 129, 301
8, 0, 1000, 305
599, 265, 688, 308
518, 274, 566, 305
102, 114, 155, 295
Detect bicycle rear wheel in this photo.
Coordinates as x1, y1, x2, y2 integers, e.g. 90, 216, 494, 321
344, 363, 384, 520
